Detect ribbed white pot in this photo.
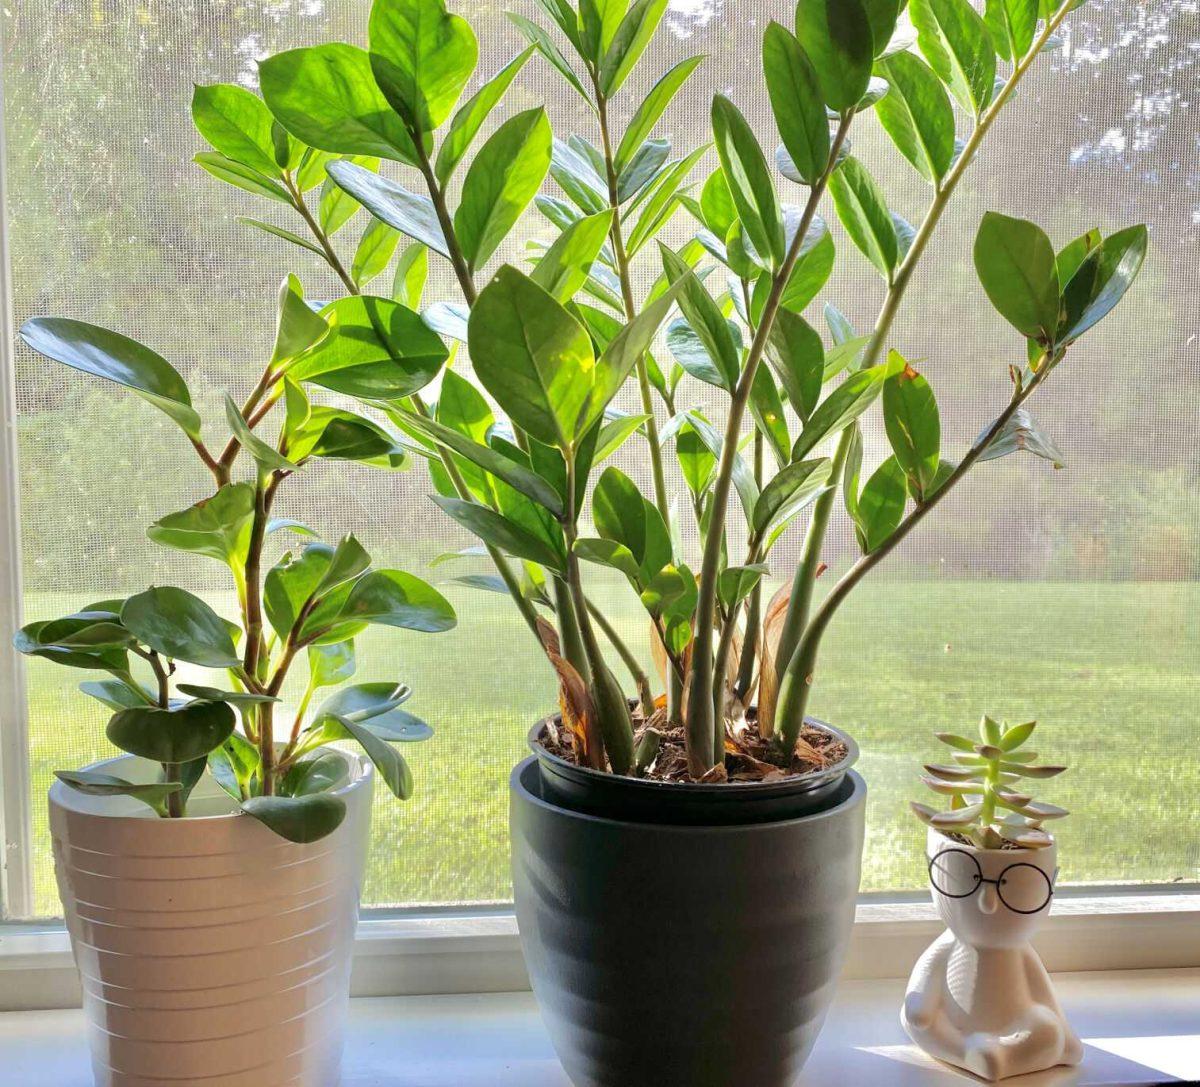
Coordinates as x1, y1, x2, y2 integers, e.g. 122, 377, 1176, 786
49, 750, 374, 1087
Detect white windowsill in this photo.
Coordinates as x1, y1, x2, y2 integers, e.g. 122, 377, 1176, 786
2, 969, 1197, 1085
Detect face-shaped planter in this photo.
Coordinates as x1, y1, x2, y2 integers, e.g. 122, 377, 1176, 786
901, 827, 1083, 1080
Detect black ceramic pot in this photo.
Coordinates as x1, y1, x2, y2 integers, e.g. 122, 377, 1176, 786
510, 754, 867, 1087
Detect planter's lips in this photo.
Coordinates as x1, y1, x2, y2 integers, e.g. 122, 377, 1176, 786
528, 712, 859, 798
48, 749, 374, 823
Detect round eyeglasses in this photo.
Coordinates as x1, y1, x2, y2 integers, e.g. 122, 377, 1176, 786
927, 848, 1054, 915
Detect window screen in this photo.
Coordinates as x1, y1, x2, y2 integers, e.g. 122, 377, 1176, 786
3, 0, 1196, 918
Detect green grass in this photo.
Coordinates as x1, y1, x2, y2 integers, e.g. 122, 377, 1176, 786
20, 580, 1200, 918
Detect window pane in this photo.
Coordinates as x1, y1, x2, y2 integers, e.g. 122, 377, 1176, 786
3, 1, 1196, 919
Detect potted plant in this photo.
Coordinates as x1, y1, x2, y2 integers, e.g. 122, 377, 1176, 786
166, 0, 1144, 1083
907, 718, 1081, 1079
16, 279, 456, 1079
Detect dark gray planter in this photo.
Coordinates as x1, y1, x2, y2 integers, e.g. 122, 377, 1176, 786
510, 756, 867, 1087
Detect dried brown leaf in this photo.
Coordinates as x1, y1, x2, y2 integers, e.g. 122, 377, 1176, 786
756, 583, 792, 738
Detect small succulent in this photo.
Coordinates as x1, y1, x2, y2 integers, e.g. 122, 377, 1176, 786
912, 717, 1068, 850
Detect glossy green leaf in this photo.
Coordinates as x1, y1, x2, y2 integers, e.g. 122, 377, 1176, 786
147, 482, 255, 568
368, 0, 478, 133
318, 715, 413, 799
393, 243, 430, 308
712, 94, 784, 268
194, 152, 291, 203
290, 294, 449, 399
308, 640, 357, 689
107, 700, 237, 764
599, 0, 668, 96
208, 732, 261, 801
672, 419, 716, 496
616, 139, 670, 204
978, 408, 1064, 468
456, 108, 552, 273
855, 454, 907, 551
225, 395, 298, 475
351, 216, 401, 287
13, 620, 130, 673
241, 793, 348, 842
316, 681, 410, 724
259, 44, 419, 163
792, 356, 901, 461
973, 211, 1060, 340
19, 318, 201, 439
468, 265, 595, 448
764, 22, 830, 185
176, 684, 279, 706
507, 13, 591, 103
313, 534, 372, 598
829, 156, 897, 278
283, 752, 352, 797
882, 357, 941, 496
766, 308, 824, 421
718, 564, 770, 610
875, 52, 956, 183
749, 364, 791, 468
121, 586, 241, 668
754, 454, 834, 539
339, 568, 456, 632
683, 411, 759, 521
984, 0, 1038, 61
326, 160, 449, 258
625, 146, 707, 256
191, 84, 280, 175
795, 0, 875, 112
264, 543, 337, 639
294, 408, 409, 470
272, 275, 330, 366
531, 210, 614, 302
432, 496, 565, 572
910, 0, 996, 115
79, 678, 155, 711
574, 537, 642, 582
436, 45, 537, 184
661, 245, 740, 389
593, 467, 671, 581
615, 56, 704, 171
1057, 224, 1148, 342
54, 771, 183, 817
237, 217, 325, 257
1054, 228, 1103, 289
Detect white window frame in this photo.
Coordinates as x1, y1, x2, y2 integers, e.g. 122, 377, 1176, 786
0, 13, 1196, 1017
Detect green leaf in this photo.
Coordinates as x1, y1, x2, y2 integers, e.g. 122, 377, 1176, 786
700, 167, 737, 239
403, 414, 565, 516
191, 84, 280, 175
843, 422, 864, 526
863, 0, 904, 55
593, 414, 647, 463
237, 217, 325, 257
792, 357, 901, 460
766, 308, 824, 421
13, 620, 130, 673
531, 210, 614, 302
874, 52, 956, 184
326, 159, 450, 257
241, 793, 348, 842
661, 245, 740, 390
259, 44, 419, 163
225, 395, 298, 475
672, 419, 716, 496
829, 156, 897, 278
290, 294, 449, 399
855, 454, 907, 551
433, 495, 565, 571
19, 318, 201, 439
683, 412, 759, 522
978, 408, 1064, 468
910, 0, 996, 116
79, 678, 155, 711
317, 715, 414, 799
973, 211, 1060, 341
339, 569, 456, 633
574, 537, 642, 582
121, 586, 241, 668
615, 56, 704, 172
711, 94, 784, 268
1057, 224, 1148, 342
882, 356, 940, 496
749, 364, 791, 468
147, 482, 256, 568
1055, 228, 1103, 289
292, 408, 409, 470
308, 640, 357, 689
718, 564, 770, 610
435, 45, 537, 185
593, 467, 671, 582
764, 22, 830, 186
599, 0, 668, 96
282, 752, 353, 798
208, 733, 260, 801
455, 108, 553, 273
1000, 719, 1036, 750
393, 243, 430, 308
194, 153, 291, 203
272, 275, 330, 367
368, 0, 478, 134
351, 216, 401, 288
625, 146, 707, 256
984, 0, 1038, 61
176, 684, 279, 706
54, 771, 183, 818
507, 12, 591, 103
107, 701, 237, 764
752, 457, 833, 536
314, 534, 372, 598
316, 681, 410, 723
468, 265, 595, 448
795, 0, 875, 112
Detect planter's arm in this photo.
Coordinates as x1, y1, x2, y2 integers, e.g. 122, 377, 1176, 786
771, 5, 1074, 750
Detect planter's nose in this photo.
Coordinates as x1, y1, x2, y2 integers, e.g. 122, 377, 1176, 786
977, 882, 1000, 914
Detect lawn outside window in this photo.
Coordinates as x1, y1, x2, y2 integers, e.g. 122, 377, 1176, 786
0, 0, 1197, 999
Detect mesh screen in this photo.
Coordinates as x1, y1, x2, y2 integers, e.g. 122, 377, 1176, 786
3, 1, 1197, 918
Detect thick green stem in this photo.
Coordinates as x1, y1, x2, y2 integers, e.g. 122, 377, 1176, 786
553, 576, 591, 682
586, 596, 653, 717
163, 762, 183, 818
412, 143, 478, 306
683, 113, 854, 775
772, 10, 1071, 750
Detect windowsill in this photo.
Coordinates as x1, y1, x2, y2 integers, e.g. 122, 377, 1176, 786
2, 969, 1197, 1085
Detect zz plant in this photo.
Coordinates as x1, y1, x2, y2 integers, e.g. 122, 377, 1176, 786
16, 279, 458, 841
913, 717, 1068, 849
152, 0, 1143, 784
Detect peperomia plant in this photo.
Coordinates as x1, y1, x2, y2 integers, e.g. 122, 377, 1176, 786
165, 0, 1144, 784
912, 717, 1068, 849
15, 278, 458, 841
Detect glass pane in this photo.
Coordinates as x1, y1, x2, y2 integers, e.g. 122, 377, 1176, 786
3, 1, 1196, 919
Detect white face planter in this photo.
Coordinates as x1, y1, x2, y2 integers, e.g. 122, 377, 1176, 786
901, 827, 1083, 1080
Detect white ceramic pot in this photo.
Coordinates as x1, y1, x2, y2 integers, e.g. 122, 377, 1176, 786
902, 827, 1082, 1080
49, 751, 374, 1087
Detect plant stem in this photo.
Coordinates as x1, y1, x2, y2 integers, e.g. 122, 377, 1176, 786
163, 762, 183, 818
683, 112, 854, 776
286, 173, 357, 295
412, 145, 478, 306
585, 597, 653, 716
553, 576, 591, 682
772, 9, 1071, 750
594, 87, 672, 527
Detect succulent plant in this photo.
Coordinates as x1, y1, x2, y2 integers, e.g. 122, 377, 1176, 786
912, 717, 1068, 850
